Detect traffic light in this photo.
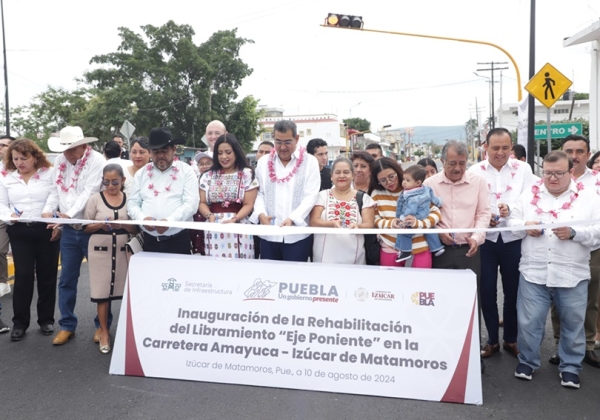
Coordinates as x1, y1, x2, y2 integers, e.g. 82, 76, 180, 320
325, 13, 363, 29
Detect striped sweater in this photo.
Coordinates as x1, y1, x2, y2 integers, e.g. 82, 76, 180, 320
371, 188, 442, 254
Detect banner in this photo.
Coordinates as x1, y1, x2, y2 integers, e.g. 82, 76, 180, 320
110, 253, 482, 405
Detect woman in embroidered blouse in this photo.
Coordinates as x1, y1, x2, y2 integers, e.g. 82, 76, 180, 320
310, 157, 375, 264
199, 134, 258, 258
370, 158, 442, 268
0, 139, 60, 341
84, 164, 138, 353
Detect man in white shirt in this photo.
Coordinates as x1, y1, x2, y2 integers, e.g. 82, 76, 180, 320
250, 120, 320, 261
0, 134, 14, 334
42, 126, 106, 346
468, 128, 533, 359
128, 127, 199, 254
508, 151, 600, 389
547, 135, 600, 368
204, 120, 226, 157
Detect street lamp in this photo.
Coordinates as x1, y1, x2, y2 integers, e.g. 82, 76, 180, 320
322, 17, 523, 101
349, 101, 361, 118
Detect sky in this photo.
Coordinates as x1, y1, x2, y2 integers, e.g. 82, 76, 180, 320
2, 0, 599, 134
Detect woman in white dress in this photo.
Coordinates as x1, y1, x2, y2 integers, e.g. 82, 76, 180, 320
310, 157, 375, 264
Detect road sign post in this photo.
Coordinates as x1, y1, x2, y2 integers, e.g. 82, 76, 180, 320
525, 63, 573, 174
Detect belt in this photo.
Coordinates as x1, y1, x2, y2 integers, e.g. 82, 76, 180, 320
144, 229, 187, 242
11, 221, 47, 227
446, 243, 470, 248
210, 202, 243, 213
69, 224, 84, 231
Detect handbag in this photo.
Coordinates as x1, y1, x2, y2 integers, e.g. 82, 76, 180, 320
126, 232, 144, 254
357, 191, 380, 266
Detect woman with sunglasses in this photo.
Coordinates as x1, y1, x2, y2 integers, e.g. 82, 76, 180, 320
370, 158, 441, 268
83, 164, 137, 354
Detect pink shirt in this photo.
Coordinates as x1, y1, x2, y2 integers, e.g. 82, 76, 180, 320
424, 170, 491, 245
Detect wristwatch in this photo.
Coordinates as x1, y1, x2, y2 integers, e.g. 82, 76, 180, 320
569, 228, 576, 240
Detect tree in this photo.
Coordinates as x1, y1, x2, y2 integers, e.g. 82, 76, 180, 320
84, 21, 256, 145
343, 117, 370, 132
225, 95, 264, 152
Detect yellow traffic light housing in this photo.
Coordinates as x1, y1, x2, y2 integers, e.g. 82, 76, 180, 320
325, 13, 363, 29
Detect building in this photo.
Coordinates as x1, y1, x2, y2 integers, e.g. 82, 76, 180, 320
253, 107, 363, 159
498, 97, 589, 134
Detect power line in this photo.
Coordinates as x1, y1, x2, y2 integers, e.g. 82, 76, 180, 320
319, 79, 480, 94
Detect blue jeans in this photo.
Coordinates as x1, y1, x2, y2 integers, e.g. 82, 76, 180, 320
395, 233, 443, 253
517, 275, 588, 375
58, 226, 112, 332
480, 237, 521, 344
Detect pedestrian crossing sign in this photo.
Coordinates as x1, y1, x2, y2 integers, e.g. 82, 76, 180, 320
525, 63, 572, 108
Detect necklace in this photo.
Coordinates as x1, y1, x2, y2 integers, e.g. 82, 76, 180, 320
530, 180, 583, 218
488, 183, 513, 200
268, 146, 305, 183
56, 147, 92, 192
145, 163, 179, 196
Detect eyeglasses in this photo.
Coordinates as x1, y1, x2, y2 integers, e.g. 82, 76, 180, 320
542, 171, 568, 179
274, 140, 294, 147
0, 144, 9, 149
102, 179, 122, 186
198, 162, 212, 167
378, 173, 398, 185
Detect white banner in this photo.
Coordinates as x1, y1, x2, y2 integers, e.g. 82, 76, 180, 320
110, 253, 482, 405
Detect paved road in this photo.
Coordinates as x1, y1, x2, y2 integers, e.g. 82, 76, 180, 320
0, 264, 598, 420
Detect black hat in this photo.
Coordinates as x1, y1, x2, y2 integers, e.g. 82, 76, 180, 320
148, 127, 185, 149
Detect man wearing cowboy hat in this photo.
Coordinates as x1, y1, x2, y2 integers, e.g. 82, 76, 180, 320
128, 127, 199, 254
42, 126, 108, 346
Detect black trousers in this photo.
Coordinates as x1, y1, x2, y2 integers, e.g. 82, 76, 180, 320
143, 230, 192, 255
8, 223, 60, 329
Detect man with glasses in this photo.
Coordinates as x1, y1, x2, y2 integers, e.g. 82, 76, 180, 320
128, 127, 199, 255
508, 151, 600, 389
424, 140, 491, 372
468, 128, 533, 360
0, 135, 15, 333
547, 135, 600, 369
251, 120, 320, 261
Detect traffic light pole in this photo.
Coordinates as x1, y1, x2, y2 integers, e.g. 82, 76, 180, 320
320, 25, 523, 102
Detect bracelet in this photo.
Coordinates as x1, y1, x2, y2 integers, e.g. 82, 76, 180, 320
205, 213, 213, 218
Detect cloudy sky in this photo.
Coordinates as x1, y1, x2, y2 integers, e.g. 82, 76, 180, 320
2, 0, 598, 132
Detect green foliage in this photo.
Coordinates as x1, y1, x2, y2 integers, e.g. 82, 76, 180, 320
573, 92, 589, 100
12, 21, 259, 150
226, 96, 264, 153
413, 149, 425, 157
343, 117, 370, 132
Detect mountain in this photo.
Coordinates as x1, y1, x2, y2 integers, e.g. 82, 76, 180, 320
399, 126, 466, 145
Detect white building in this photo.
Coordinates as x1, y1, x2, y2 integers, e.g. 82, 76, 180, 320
498, 98, 589, 133
253, 108, 374, 159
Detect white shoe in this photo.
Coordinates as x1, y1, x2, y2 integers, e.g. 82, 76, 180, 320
0, 282, 10, 297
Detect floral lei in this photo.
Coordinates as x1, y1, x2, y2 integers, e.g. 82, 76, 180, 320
530, 179, 584, 218
268, 146, 305, 183
146, 163, 179, 196
56, 147, 92, 192
482, 161, 520, 199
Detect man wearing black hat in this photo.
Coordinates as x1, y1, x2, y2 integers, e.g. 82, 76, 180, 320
128, 127, 199, 254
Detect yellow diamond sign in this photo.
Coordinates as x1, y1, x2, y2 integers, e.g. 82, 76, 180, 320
525, 63, 572, 108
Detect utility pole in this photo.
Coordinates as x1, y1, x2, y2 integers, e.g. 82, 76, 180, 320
1, 0, 9, 136
477, 61, 508, 129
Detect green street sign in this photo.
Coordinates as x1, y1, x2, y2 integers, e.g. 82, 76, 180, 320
534, 123, 583, 140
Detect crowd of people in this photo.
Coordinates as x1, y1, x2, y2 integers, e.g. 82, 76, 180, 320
0, 120, 598, 391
